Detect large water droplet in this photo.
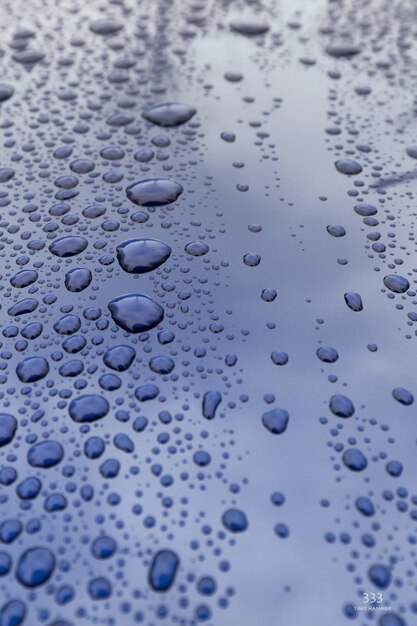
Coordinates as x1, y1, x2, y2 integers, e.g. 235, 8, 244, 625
16, 357, 49, 383
316, 347, 339, 363
329, 394, 355, 418
49, 236, 88, 257
12, 49, 45, 64
88, 577, 112, 599
184, 241, 209, 256
229, 20, 269, 36
406, 146, 417, 159
149, 355, 175, 374
91, 536, 117, 559
103, 345, 136, 371
326, 43, 361, 58
64, 268, 92, 292
262, 408, 290, 434
108, 294, 164, 333
222, 508, 248, 532
69, 395, 110, 423
27, 441, 64, 468
202, 391, 222, 419
383, 275, 410, 294
335, 159, 363, 175
0, 600, 26, 626
327, 225, 346, 237
392, 387, 414, 406
126, 179, 183, 207
135, 384, 159, 402
148, 550, 179, 592
16, 547, 55, 588
368, 564, 391, 590
89, 18, 123, 35
8, 298, 38, 317
10, 270, 38, 288
344, 292, 363, 312
142, 103, 196, 127
0, 414, 17, 448
117, 238, 171, 273
342, 448, 368, 472
0, 84, 14, 102
354, 203, 377, 216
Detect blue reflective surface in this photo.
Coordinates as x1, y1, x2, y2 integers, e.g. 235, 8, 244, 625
0, 1, 416, 625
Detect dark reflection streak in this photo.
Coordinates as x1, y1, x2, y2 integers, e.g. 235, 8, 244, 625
371, 169, 417, 189
146, 0, 178, 94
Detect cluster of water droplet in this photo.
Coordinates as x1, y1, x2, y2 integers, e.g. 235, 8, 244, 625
0, 0, 416, 625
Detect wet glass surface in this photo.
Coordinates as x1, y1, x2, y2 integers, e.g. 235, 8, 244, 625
0, 1, 416, 625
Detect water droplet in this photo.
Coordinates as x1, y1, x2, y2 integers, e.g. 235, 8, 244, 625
316, 347, 339, 362
49, 236, 88, 258
0, 84, 14, 102
0, 415, 17, 448
27, 441, 64, 468
229, 20, 269, 36
184, 241, 209, 256
392, 388, 414, 406
91, 536, 117, 560
354, 203, 377, 216
16, 547, 55, 587
108, 294, 164, 333
8, 298, 38, 317
355, 496, 375, 517
148, 550, 179, 592
149, 355, 175, 374
329, 394, 355, 418
10, 270, 38, 289
243, 253, 261, 267
274, 523, 290, 538
87, 577, 112, 599
344, 292, 363, 312
368, 564, 391, 590
261, 289, 277, 302
12, 49, 45, 64
54, 314, 81, 335
383, 275, 410, 294
0, 167, 15, 183
16, 357, 49, 383
69, 395, 110, 423
222, 509, 248, 532
262, 408, 290, 434
221, 131, 236, 143
270, 351, 288, 365
117, 238, 171, 273
202, 391, 222, 419
326, 225, 346, 237
89, 19, 123, 35
70, 158, 95, 174
342, 448, 368, 472
326, 43, 361, 58
126, 178, 183, 207
142, 103, 196, 127
335, 159, 363, 175
135, 384, 159, 402
224, 71, 243, 83
16, 477, 42, 500
84, 436, 105, 460
103, 345, 136, 371
64, 268, 92, 292
0, 600, 26, 626
82, 204, 106, 219
406, 146, 417, 159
